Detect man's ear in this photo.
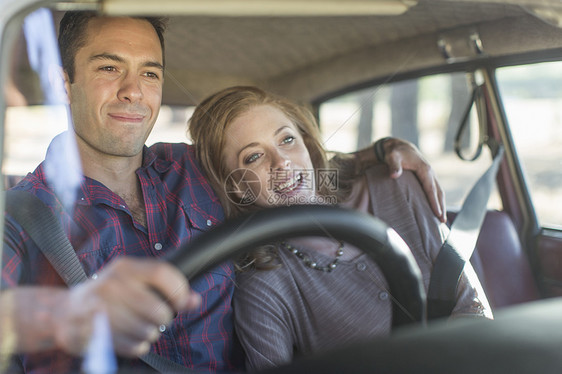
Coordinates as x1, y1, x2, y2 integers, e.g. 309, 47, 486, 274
49, 66, 70, 105
62, 69, 71, 102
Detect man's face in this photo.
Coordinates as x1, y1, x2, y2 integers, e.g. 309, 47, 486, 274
66, 17, 163, 159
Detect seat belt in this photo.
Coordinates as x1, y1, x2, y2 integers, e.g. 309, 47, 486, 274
4, 190, 196, 373
427, 83, 504, 320
5, 190, 88, 286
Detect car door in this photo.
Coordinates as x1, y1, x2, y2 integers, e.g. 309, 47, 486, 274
316, 60, 562, 309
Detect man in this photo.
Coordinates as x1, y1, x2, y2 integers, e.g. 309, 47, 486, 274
2, 11, 445, 373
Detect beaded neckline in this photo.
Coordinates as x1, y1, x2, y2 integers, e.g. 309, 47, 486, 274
280, 240, 344, 272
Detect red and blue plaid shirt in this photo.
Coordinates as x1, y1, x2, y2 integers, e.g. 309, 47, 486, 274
2, 139, 240, 373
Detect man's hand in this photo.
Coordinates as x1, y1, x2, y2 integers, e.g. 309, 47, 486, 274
354, 137, 446, 222
48, 257, 200, 357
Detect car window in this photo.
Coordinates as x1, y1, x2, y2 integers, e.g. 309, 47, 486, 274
3, 104, 194, 179
318, 72, 501, 211
496, 61, 562, 229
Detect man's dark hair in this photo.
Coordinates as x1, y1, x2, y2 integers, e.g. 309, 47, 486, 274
58, 11, 168, 83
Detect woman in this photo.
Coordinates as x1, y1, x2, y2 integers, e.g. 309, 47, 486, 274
188, 86, 491, 371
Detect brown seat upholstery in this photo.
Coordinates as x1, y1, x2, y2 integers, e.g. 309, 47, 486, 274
448, 210, 541, 311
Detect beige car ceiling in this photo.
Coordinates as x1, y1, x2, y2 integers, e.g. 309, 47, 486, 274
50, 0, 562, 105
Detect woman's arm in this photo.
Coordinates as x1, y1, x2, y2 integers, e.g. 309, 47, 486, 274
352, 137, 446, 222
362, 166, 492, 320
390, 171, 492, 319
450, 263, 493, 319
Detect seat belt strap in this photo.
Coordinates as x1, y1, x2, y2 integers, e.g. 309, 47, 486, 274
5, 190, 88, 285
4, 190, 196, 373
427, 143, 504, 320
427, 80, 504, 320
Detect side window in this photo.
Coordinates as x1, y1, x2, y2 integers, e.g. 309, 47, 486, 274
496, 62, 562, 228
318, 72, 501, 211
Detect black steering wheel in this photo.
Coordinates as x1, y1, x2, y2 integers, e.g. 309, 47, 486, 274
166, 204, 427, 327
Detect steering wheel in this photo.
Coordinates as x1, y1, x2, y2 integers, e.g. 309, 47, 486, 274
166, 204, 427, 327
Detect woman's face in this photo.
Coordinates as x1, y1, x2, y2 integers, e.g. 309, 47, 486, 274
222, 104, 316, 208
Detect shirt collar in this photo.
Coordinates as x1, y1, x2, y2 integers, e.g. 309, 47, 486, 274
45, 133, 173, 205
142, 144, 173, 173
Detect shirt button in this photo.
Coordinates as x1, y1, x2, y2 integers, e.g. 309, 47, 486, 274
379, 291, 389, 301
154, 242, 163, 251
206, 219, 212, 227
119, 204, 126, 209
91, 273, 98, 280
356, 262, 367, 271
159, 324, 166, 333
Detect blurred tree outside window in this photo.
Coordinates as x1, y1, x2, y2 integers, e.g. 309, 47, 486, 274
496, 62, 562, 228
318, 72, 499, 211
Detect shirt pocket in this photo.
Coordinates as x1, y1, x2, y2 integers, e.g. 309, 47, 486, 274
75, 242, 124, 276
185, 200, 224, 233
181, 201, 232, 281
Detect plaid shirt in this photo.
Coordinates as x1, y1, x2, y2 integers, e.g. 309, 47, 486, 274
2, 138, 239, 373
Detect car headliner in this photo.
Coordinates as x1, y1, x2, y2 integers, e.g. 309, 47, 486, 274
3, 0, 562, 106
85, 0, 562, 106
